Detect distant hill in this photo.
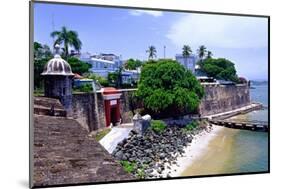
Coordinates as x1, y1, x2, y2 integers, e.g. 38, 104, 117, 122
250, 80, 268, 86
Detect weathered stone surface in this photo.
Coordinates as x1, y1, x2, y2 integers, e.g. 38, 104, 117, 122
70, 85, 250, 131
33, 115, 134, 187
72, 90, 136, 132
34, 97, 67, 117
199, 84, 250, 116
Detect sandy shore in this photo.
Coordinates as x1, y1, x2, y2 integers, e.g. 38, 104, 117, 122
155, 125, 224, 177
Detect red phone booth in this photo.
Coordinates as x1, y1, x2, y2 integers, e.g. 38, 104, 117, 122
102, 87, 122, 127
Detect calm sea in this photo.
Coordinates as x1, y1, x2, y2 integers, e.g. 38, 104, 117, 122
231, 82, 269, 172
182, 82, 269, 176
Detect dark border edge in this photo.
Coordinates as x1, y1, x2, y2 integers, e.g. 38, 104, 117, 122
29, 0, 271, 188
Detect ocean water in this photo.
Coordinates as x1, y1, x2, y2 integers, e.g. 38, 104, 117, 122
231, 83, 268, 122
182, 82, 269, 176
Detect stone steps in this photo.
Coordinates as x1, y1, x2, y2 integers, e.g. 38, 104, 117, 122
34, 97, 66, 117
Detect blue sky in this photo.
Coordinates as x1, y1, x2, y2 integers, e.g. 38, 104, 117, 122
34, 2, 268, 80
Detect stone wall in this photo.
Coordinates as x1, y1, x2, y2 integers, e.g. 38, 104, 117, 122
71, 85, 250, 131
119, 89, 137, 123
72, 92, 104, 131
72, 89, 136, 132
198, 84, 250, 116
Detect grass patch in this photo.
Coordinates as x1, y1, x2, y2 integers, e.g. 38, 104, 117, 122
34, 88, 44, 97
151, 120, 167, 133
119, 160, 136, 173
95, 128, 111, 141
119, 161, 148, 179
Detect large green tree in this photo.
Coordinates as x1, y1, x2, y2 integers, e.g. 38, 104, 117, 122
124, 59, 143, 70
200, 58, 239, 82
136, 59, 204, 118
34, 42, 52, 60
34, 42, 52, 90
108, 66, 123, 88
67, 57, 92, 75
51, 26, 82, 58
146, 45, 157, 60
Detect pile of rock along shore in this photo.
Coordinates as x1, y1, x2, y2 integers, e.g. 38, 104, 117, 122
112, 121, 212, 179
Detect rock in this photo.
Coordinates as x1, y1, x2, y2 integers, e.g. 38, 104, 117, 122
115, 151, 124, 160
146, 169, 153, 173
159, 153, 166, 159
111, 121, 209, 178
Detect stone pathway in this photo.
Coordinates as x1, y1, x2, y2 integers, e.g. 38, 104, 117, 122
33, 115, 134, 187
99, 123, 133, 154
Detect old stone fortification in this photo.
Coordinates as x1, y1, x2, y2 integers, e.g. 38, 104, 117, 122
71, 84, 250, 131
198, 84, 250, 116
33, 115, 134, 187
72, 89, 135, 132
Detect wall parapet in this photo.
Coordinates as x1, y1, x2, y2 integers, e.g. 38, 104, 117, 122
199, 84, 250, 116
71, 85, 250, 131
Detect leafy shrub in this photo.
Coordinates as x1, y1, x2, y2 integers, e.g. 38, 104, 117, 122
184, 120, 199, 131
73, 83, 93, 92
119, 161, 136, 173
151, 120, 167, 133
88, 74, 109, 87
136, 168, 146, 179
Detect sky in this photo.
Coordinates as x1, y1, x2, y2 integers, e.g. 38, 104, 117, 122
33, 2, 268, 80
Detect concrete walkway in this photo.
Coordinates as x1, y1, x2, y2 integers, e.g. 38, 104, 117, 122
99, 123, 133, 154
205, 102, 263, 120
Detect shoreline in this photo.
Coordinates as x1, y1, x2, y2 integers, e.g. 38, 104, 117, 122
154, 125, 224, 178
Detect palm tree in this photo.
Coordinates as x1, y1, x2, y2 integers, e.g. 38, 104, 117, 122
197, 45, 207, 61
50, 26, 82, 58
182, 45, 192, 67
182, 45, 192, 57
206, 51, 213, 59
146, 45, 157, 60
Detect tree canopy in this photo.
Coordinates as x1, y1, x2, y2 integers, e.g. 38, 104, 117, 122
124, 59, 143, 70
67, 57, 92, 75
199, 58, 239, 82
34, 42, 53, 90
136, 59, 204, 118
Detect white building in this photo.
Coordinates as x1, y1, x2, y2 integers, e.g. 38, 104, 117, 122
175, 54, 197, 73
79, 53, 123, 77
78, 53, 140, 84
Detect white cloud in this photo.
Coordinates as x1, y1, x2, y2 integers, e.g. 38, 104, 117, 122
129, 10, 163, 17
166, 14, 268, 49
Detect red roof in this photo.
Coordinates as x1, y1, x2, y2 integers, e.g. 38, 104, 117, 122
103, 87, 120, 95
73, 73, 83, 79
